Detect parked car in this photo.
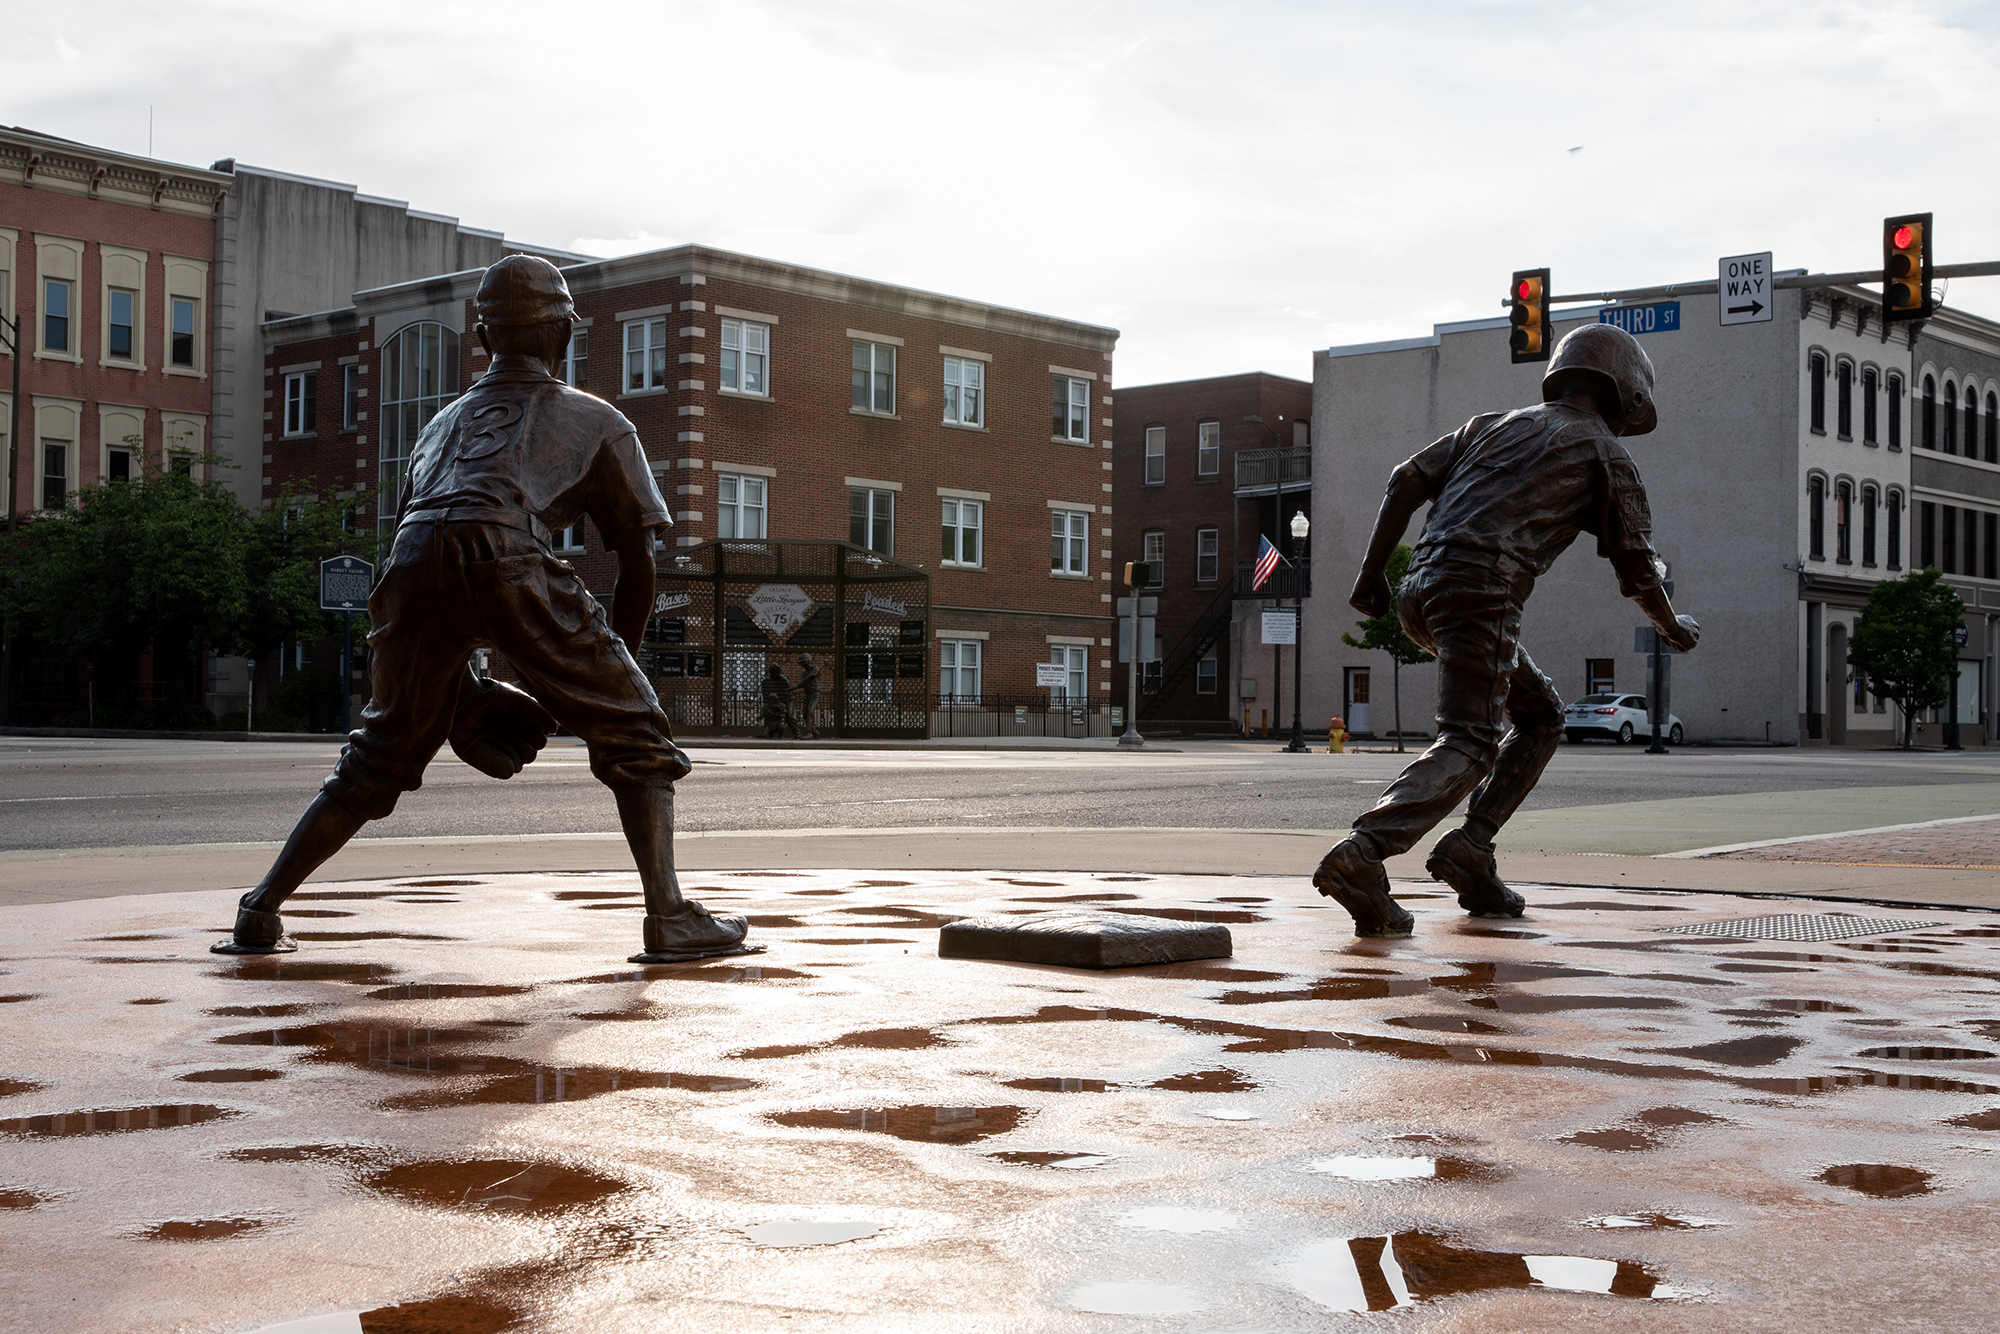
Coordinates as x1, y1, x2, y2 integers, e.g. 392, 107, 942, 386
1565, 693, 1683, 745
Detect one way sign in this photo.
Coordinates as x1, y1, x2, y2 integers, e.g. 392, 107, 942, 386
1718, 251, 1774, 325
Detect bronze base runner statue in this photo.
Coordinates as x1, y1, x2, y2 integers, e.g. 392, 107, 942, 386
1315, 324, 1699, 937
213, 256, 754, 965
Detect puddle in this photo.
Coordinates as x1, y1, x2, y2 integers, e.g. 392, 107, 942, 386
1550, 901, 1689, 912
1760, 998, 1862, 1014
1470, 995, 1684, 1013
1, 1188, 52, 1209
990, 1151, 1112, 1169
139, 1216, 274, 1242
224, 1144, 381, 1165
854, 880, 915, 887
362, 983, 533, 1000
87, 956, 180, 965
1819, 1163, 1934, 1198
768, 1104, 1029, 1144
578, 902, 643, 911
794, 937, 913, 945
1582, 1213, 1726, 1229
1638, 1106, 1726, 1127
1098, 876, 1154, 882
1016, 892, 1140, 902
1219, 976, 1432, 1004
293, 932, 458, 942
1130, 963, 1287, 982
1, 1104, 239, 1137
730, 1043, 818, 1060
996, 879, 1064, 887
1288, 1231, 1671, 1310
1150, 1068, 1256, 1092
206, 1003, 326, 1018
1306, 1155, 1490, 1181
179, 1069, 284, 1083
832, 906, 962, 929
745, 915, 809, 928
1003, 1077, 1111, 1093
1459, 929, 1548, 940
1562, 1128, 1660, 1152
1070, 1281, 1204, 1315
0, 994, 37, 1004
1944, 1108, 2000, 1130
1840, 942, 1942, 954
210, 960, 400, 984
394, 879, 485, 888
366, 1158, 627, 1213
1649, 1035, 1805, 1067
832, 1027, 954, 1050
1855, 1046, 1996, 1061
92, 933, 173, 942
1216, 895, 1267, 902
1387, 1015, 1509, 1034
796, 888, 849, 896
739, 1221, 883, 1247
295, 890, 455, 901
1104, 906, 1268, 924
564, 964, 811, 984
551, 891, 640, 901
1715, 963, 1817, 974
1200, 1109, 1260, 1121
1117, 1206, 1239, 1233
1, 1079, 46, 1100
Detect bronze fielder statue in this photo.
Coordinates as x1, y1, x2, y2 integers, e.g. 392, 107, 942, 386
214, 256, 753, 964
1316, 323, 1699, 937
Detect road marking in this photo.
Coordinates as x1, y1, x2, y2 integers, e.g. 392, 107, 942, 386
1661, 811, 2000, 859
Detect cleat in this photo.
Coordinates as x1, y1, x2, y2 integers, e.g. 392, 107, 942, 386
629, 901, 758, 963
1312, 838, 1416, 938
211, 901, 299, 955
1427, 829, 1527, 918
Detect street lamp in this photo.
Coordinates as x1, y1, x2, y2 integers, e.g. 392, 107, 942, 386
1284, 510, 1311, 752
1947, 623, 1970, 751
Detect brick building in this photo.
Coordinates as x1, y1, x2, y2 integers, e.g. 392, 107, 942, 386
1112, 372, 1310, 735
262, 243, 1121, 736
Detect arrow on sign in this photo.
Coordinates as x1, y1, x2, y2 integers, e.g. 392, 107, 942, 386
1727, 300, 1765, 317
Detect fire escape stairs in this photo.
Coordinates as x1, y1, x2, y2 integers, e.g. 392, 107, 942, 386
1138, 584, 1237, 720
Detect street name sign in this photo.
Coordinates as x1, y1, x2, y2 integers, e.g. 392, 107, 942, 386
1718, 251, 1774, 325
319, 555, 374, 612
1598, 302, 1681, 336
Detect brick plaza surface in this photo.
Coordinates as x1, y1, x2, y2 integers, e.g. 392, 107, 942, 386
1724, 815, 2000, 868
4, 872, 1998, 1330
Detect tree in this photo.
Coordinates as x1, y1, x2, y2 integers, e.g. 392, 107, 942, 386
1847, 566, 1965, 749
1342, 543, 1434, 752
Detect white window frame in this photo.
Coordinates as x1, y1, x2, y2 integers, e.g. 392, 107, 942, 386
852, 341, 896, 414
551, 520, 586, 552
940, 639, 982, 703
624, 317, 668, 392
1196, 527, 1219, 583
721, 318, 768, 396
942, 497, 983, 567
561, 329, 588, 388
40, 437, 69, 511
944, 356, 984, 426
1143, 531, 1165, 587
1195, 653, 1218, 695
1049, 644, 1087, 701
42, 277, 72, 355
1197, 420, 1220, 475
1057, 376, 1090, 442
283, 370, 316, 436
341, 363, 360, 430
717, 472, 768, 540
1144, 425, 1165, 484
851, 487, 894, 554
169, 296, 198, 369
1051, 509, 1088, 575
107, 288, 136, 362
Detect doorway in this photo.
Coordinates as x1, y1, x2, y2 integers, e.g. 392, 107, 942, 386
1344, 667, 1372, 736
1828, 623, 1848, 745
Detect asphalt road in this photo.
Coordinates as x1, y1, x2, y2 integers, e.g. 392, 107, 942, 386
6, 734, 2000, 853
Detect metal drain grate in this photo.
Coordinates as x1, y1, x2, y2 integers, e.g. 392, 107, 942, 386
1655, 914, 1946, 942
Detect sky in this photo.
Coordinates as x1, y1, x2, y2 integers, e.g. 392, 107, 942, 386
9, 0, 2000, 387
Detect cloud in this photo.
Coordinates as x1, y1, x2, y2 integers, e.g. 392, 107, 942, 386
53, 34, 80, 62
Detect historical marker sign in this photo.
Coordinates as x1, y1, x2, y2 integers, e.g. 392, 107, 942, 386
318, 555, 374, 612
1261, 608, 1298, 645
1718, 251, 1775, 325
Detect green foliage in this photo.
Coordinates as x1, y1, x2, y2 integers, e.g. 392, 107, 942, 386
1847, 566, 1965, 749
1342, 545, 1434, 667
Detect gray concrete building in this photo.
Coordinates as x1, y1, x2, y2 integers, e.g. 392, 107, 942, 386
1307, 278, 2000, 750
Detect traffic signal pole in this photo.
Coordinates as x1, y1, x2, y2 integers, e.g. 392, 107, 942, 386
1508, 261, 2000, 312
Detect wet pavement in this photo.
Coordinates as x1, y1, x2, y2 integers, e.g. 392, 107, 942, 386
3, 870, 1999, 1330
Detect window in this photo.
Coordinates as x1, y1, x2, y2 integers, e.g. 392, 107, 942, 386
1944, 381, 1958, 454
1586, 658, 1615, 694
43, 278, 70, 352
284, 371, 317, 436
1965, 506, 1979, 579
41, 439, 66, 510
1196, 527, 1219, 583
1888, 491, 1903, 569
1197, 421, 1221, 475
551, 521, 586, 552
1144, 425, 1165, 484
940, 639, 981, 703
1922, 375, 1936, 449
1054, 376, 1089, 442
852, 341, 895, 413
1920, 500, 1936, 569
850, 487, 894, 553
717, 473, 767, 540
1862, 485, 1878, 566
1836, 360, 1852, 438
1807, 475, 1825, 559
1987, 513, 1998, 580
108, 289, 134, 361
1863, 368, 1879, 444
1809, 352, 1826, 433
941, 498, 982, 567
170, 297, 196, 368
341, 364, 360, 430
1943, 505, 1959, 574
1854, 665, 1870, 713
1835, 480, 1851, 563
1889, 375, 1904, 450
943, 357, 983, 426
721, 319, 767, 395
625, 318, 668, 392
1969, 388, 1983, 464
107, 445, 132, 483
1989, 392, 1999, 463
380, 322, 460, 539
1142, 530, 1165, 587
1048, 644, 1087, 701
169, 454, 193, 478
1196, 653, 1218, 694
1050, 509, 1088, 575
561, 330, 588, 388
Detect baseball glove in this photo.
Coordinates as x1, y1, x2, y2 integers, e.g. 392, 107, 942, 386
449, 672, 558, 779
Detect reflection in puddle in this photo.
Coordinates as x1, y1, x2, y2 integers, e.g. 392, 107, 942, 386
1070, 1282, 1204, 1315
210, 959, 399, 984
1583, 1213, 1726, 1229
1150, 1068, 1256, 1092
1563, 1128, 1659, 1152
206, 1003, 326, 1018
1289, 1231, 1671, 1310
394, 879, 484, 888
1, 1078, 48, 1098
139, 1216, 274, 1242
1104, 906, 1268, 924
794, 937, 913, 945
1819, 1163, 1934, 1198
768, 1104, 1029, 1144
366, 1158, 627, 1213
293, 932, 457, 942
990, 1151, 1112, 1169
1117, 1206, 1239, 1233
1855, 1046, 1996, 1061
1650, 1035, 1805, 1067
1470, 995, 1683, 1013
564, 964, 810, 985
1387, 1015, 1509, 1034
1760, 998, 1862, 1013
1, 1104, 238, 1137
551, 891, 639, 901
0, 994, 37, 1004
740, 1221, 882, 1247
1003, 1077, 1110, 1093
835, 906, 963, 929
1015, 892, 1140, 902
362, 983, 532, 1000
1, 1188, 51, 1209
179, 1068, 283, 1083
1945, 1107, 2000, 1130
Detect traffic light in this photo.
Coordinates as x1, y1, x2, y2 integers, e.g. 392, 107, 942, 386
1509, 268, 1551, 364
1124, 561, 1155, 587
1883, 214, 1934, 323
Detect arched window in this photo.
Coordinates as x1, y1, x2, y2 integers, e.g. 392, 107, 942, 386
1988, 391, 1998, 463
1835, 480, 1852, 563
1887, 490, 1903, 569
1967, 386, 1982, 463
379, 322, 461, 539
1888, 375, 1904, 450
1944, 380, 1958, 454
1861, 484, 1878, 566
1836, 360, 1853, 439
1862, 367, 1879, 444
1809, 353, 1827, 434
1808, 474, 1826, 559
1923, 374, 1937, 449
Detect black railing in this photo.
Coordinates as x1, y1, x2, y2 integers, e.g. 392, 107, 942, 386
1236, 558, 1310, 598
1234, 446, 1311, 491
930, 693, 1120, 739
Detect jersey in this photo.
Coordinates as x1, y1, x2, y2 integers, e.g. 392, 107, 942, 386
1390, 403, 1664, 598
401, 357, 670, 546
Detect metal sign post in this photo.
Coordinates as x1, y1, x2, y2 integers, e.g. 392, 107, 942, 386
1115, 594, 1155, 747
320, 555, 375, 735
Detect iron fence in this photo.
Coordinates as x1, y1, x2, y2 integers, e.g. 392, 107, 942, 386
929, 693, 1123, 739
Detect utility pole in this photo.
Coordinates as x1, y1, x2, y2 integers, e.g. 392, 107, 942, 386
1, 310, 23, 726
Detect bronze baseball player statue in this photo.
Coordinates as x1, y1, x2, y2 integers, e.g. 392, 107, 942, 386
214, 256, 753, 964
1316, 323, 1699, 937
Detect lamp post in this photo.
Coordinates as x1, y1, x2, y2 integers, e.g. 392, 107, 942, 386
1, 310, 21, 725
1947, 623, 1970, 751
1285, 509, 1310, 752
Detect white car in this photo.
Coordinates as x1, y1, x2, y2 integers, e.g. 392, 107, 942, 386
1565, 693, 1683, 745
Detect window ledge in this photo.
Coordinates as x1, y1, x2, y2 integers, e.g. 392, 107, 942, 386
620, 387, 670, 399
1863, 439, 1880, 448
851, 407, 901, 420
718, 387, 772, 401
283, 432, 319, 441
164, 365, 206, 380
1051, 570, 1094, 580
1051, 435, 1091, 447
940, 563, 986, 572
1837, 434, 1853, 442
34, 351, 82, 365
941, 420, 988, 433
1809, 428, 1827, 437
98, 359, 144, 372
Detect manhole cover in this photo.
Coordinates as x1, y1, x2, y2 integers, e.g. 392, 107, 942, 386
1655, 914, 1946, 942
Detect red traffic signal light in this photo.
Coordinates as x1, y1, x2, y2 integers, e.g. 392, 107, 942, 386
1510, 268, 1550, 364
1883, 213, 1933, 323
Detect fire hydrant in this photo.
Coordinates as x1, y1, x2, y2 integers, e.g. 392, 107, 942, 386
1328, 716, 1347, 753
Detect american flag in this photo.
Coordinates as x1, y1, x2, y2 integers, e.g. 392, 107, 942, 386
1251, 534, 1281, 591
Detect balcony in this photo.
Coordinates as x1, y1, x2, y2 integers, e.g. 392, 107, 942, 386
1236, 558, 1310, 598
1234, 446, 1311, 495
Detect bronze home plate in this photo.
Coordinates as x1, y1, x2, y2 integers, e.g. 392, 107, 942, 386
939, 910, 1231, 969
